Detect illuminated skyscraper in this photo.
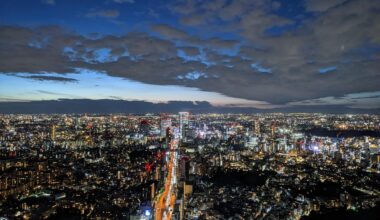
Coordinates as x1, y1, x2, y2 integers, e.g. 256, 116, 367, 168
254, 120, 260, 136
51, 125, 56, 141
179, 112, 189, 139
160, 117, 172, 137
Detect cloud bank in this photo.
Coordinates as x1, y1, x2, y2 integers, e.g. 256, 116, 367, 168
0, 0, 379, 110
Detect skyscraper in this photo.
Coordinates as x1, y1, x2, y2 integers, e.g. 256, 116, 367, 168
254, 120, 260, 136
160, 117, 172, 137
179, 112, 189, 139
51, 125, 56, 141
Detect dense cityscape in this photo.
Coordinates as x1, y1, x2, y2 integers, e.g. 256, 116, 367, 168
0, 113, 379, 219
1, 0, 380, 219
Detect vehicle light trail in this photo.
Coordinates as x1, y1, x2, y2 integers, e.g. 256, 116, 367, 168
154, 139, 178, 220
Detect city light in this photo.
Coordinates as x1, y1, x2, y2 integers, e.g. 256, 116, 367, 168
0, 0, 379, 219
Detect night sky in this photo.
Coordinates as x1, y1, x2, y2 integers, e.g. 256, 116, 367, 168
0, 0, 379, 113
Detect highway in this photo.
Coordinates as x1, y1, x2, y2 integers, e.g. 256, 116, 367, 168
154, 139, 178, 220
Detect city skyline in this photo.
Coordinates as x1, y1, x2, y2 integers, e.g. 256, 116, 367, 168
1, 113, 379, 219
1, 0, 380, 113
1, 1, 380, 219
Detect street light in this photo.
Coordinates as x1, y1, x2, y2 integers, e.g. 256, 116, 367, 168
144, 210, 151, 217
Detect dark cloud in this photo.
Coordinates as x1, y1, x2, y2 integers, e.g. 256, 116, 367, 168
179, 46, 200, 56
0, 26, 80, 73
90, 57, 206, 85
167, 0, 380, 104
37, 90, 66, 95
151, 24, 189, 40
1, 0, 380, 108
20, 75, 78, 82
151, 24, 239, 49
0, 99, 378, 114
305, 0, 348, 12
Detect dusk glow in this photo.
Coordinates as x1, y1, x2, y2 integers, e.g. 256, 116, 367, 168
0, 1, 379, 220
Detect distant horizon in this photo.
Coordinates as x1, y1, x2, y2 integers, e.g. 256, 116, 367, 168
1, 98, 379, 114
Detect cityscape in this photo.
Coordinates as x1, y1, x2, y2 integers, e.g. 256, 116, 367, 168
0, 113, 379, 219
1, 0, 380, 219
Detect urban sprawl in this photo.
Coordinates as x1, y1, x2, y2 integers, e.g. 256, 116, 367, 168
0, 113, 379, 219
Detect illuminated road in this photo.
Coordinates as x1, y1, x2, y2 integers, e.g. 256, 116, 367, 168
155, 139, 178, 220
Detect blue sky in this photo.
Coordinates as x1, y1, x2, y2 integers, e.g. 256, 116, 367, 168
0, 70, 276, 108
0, 0, 379, 111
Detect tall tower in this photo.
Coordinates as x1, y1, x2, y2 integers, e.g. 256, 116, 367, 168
179, 112, 189, 139
271, 122, 276, 153
160, 117, 172, 137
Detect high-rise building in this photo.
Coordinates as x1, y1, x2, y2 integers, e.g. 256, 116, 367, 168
51, 125, 56, 141
179, 112, 189, 139
165, 126, 172, 149
160, 117, 172, 137
178, 158, 189, 181
271, 123, 276, 138
183, 181, 193, 203
254, 120, 260, 136
140, 120, 150, 135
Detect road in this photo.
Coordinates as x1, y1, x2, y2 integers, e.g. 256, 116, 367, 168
155, 139, 178, 220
